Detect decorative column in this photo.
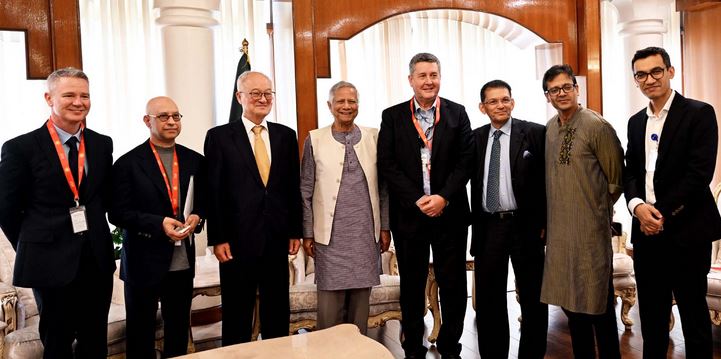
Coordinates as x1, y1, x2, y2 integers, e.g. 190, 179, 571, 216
611, 0, 674, 112
154, 0, 219, 153
154, 0, 219, 254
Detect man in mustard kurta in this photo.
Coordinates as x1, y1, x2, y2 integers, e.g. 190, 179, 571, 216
540, 65, 624, 359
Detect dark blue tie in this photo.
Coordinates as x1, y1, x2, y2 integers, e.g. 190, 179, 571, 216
486, 130, 502, 212
66, 137, 80, 186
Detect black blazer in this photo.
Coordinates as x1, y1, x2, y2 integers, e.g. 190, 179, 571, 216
204, 121, 302, 258
378, 97, 473, 236
470, 118, 546, 256
624, 92, 721, 245
109, 141, 206, 287
0, 125, 115, 288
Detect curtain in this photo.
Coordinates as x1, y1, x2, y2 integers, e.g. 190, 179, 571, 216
0, 31, 50, 147
316, 10, 548, 132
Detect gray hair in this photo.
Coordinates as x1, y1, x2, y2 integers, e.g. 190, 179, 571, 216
47, 67, 89, 91
408, 53, 441, 75
236, 71, 272, 91
327, 81, 359, 103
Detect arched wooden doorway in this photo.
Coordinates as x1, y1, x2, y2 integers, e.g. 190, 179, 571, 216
292, 0, 602, 145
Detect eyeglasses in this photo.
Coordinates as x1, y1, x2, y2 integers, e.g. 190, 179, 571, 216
147, 113, 182, 122
483, 97, 513, 107
545, 83, 576, 96
240, 90, 275, 101
633, 67, 666, 82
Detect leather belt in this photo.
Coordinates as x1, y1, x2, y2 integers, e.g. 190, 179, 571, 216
486, 210, 516, 220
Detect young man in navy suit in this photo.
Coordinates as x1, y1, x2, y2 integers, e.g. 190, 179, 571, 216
0, 67, 115, 358
471, 80, 547, 359
204, 71, 302, 345
624, 46, 721, 358
109, 96, 205, 358
378, 53, 473, 359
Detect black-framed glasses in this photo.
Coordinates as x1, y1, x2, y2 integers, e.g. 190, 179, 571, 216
240, 90, 275, 101
633, 67, 666, 82
483, 97, 513, 107
147, 113, 182, 122
545, 83, 576, 96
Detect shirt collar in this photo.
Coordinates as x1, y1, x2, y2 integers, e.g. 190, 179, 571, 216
52, 123, 82, 145
242, 116, 269, 134
413, 97, 437, 114
646, 90, 675, 118
489, 119, 512, 138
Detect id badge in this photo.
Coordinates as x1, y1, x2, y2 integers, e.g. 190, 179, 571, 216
646, 149, 658, 171
69, 206, 88, 233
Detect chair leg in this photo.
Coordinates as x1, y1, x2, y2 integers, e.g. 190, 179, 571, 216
426, 266, 441, 344
616, 287, 636, 330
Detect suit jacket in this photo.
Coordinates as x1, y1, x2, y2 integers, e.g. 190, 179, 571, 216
0, 124, 115, 288
378, 97, 473, 236
470, 118, 546, 256
109, 140, 206, 287
624, 92, 721, 245
204, 121, 302, 258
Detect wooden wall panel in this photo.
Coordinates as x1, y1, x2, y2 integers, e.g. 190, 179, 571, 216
0, 0, 82, 79
292, 0, 602, 148
681, 3, 721, 184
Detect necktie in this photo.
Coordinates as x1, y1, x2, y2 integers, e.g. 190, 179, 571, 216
66, 136, 80, 186
252, 125, 270, 186
486, 130, 502, 212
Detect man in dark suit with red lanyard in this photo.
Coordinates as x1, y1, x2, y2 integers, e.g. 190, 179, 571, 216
204, 71, 302, 345
378, 53, 473, 359
471, 80, 547, 358
109, 96, 205, 358
624, 46, 721, 358
0, 67, 115, 358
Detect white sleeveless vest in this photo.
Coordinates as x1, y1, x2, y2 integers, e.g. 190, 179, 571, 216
309, 125, 381, 245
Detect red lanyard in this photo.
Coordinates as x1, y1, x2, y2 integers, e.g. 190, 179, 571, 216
46, 120, 85, 204
149, 142, 180, 216
410, 97, 440, 150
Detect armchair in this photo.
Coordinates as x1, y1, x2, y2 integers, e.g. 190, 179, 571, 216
706, 183, 721, 325
0, 229, 163, 358
252, 243, 402, 338
611, 232, 637, 330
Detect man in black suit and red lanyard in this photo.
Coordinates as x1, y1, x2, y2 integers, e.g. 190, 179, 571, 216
0, 67, 115, 358
624, 46, 721, 358
378, 53, 473, 359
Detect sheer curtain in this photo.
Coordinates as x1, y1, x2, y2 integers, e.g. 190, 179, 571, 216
316, 10, 548, 132
213, 0, 296, 130
0, 31, 51, 147
78, 0, 165, 158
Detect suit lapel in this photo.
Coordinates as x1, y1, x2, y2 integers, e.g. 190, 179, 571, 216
231, 121, 264, 187
509, 119, 524, 167
35, 126, 73, 199
656, 92, 686, 166
267, 123, 283, 187
137, 140, 173, 211
477, 125, 490, 180
430, 98, 446, 164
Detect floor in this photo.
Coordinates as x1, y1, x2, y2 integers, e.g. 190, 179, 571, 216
366, 292, 721, 358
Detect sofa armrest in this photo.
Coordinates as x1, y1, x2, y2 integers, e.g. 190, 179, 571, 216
382, 247, 399, 276
0, 283, 18, 334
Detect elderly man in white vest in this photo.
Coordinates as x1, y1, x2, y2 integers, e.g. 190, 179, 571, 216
300, 81, 391, 334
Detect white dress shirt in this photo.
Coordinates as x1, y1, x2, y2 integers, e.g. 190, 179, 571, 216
482, 119, 517, 212
628, 90, 675, 214
53, 123, 88, 175
242, 116, 272, 162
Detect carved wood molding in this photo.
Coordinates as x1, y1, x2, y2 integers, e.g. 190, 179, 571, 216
0, 0, 82, 79
677, 0, 721, 11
